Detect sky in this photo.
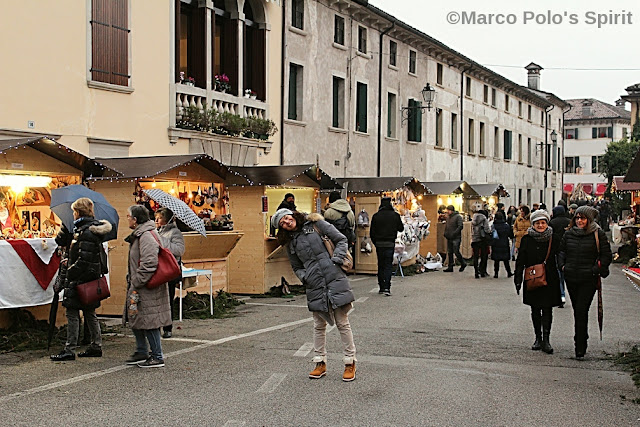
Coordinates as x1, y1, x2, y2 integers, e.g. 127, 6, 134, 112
369, 0, 640, 107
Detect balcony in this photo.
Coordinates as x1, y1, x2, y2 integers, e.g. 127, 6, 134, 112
174, 84, 267, 123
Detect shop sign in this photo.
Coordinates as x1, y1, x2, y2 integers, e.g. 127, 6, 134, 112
261, 195, 268, 213
11, 163, 24, 169
179, 171, 187, 177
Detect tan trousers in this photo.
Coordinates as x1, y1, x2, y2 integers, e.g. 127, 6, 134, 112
312, 303, 356, 363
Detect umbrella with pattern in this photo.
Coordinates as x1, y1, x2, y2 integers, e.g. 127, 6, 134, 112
143, 189, 206, 237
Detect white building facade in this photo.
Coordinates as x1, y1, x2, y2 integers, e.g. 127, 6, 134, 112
563, 99, 631, 197
280, 0, 567, 207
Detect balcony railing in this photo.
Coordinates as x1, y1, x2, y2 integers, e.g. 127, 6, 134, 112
175, 84, 267, 124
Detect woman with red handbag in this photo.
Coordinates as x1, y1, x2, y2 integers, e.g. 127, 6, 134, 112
50, 198, 112, 361
123, 205, 171, 368
513, 209, 561, 354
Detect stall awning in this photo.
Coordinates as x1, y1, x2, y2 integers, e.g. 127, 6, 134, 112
92, 154, 250, 185
469, 183, 510, 198
0, 137, 121, 178
422, 181, 478, 197
333, 177, 430, 194
595, 183, 607, 196
625, 149, 640, 182
613, 176, 640, 192
582, 183, 593, 194
563, 183, 575, 194
227, 165, 341, 188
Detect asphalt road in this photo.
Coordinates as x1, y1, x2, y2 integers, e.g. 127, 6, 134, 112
1, 264, 639, 426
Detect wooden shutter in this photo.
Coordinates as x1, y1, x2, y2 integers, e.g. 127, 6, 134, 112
288, 64, 297, 120
356, 83, 367, 132
607, 126, 613, 138
574, 128, 578, 139
91, 0, 129, 86
592, 127, 597, 138
415, 101, 422, 142
332, 77, 339, 128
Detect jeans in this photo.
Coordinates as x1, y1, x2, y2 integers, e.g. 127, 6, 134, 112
565, 278, 598, 354
376, 247, 395, 291
509, 238, 516, 259
65, 307, 102, 351
132, 328, 163, 360
446, 238, 465, 268
312, 303, 356, 361
557, 268, 566, 299
471, 241, 489, 275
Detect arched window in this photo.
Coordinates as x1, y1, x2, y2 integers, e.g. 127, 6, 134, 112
243, 1, 266, 100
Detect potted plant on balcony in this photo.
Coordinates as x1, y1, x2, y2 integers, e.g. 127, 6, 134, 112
245, 117, 278, 140
244, 89, 252, 99
213, 112, 246, 137
250, 90, 257, 100
179, 71, 196, 87
215, 74, 231, 93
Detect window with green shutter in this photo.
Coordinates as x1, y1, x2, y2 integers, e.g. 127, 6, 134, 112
356, 82, 367, 132
288, 63, 302, 120
334, 15, 344, 45
292, 0, 304, 29
407, 100, 422, 142
503, 130, 512, 160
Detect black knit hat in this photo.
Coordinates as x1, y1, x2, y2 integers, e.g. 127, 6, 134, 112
575, 205, 598, 222
329, 191, 341, 203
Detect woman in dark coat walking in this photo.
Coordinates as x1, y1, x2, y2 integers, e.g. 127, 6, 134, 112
50, 198, 111, 361
273, 208, 357, 382
514, 209, 561, 354
490, 211, 513, 278
558, 205, 612, 359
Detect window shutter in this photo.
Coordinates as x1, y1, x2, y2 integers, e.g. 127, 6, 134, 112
288, 65, 297, 120
387, 95, 392, 137
575, 128, 578, 139
415, 101, 422, 142
592, 127, 597, 138
356, 83, 367, 132
608, 126, 613, 138
332, 77, 339, 128
91, 0, 129, 86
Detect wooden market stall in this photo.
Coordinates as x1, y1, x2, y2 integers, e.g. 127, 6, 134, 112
468, 183, 510, 212
88, 154, 245, 316
422, 181, 479, 259
331, 177, 431, 274
0, 136, 120, 327
226, 164, 341, 294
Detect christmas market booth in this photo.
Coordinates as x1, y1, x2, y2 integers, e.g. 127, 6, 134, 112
0, 137, 120, 327
226, 164, 341, 294
421, 181, 479, 260
330, 177, 431, 274
468, 183, 510, 211
87, 154, 247, 316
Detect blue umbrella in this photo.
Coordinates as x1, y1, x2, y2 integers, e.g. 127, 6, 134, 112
50, 185, 119, 241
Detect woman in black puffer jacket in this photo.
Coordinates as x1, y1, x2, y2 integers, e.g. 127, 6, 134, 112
490, 211, 513, 278
51, 198, 111, 361
558, 205, 612, 359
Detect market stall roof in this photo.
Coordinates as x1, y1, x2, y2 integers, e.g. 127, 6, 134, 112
422, 181, 478, 197
228, 164, 342, 188
0, 136, 120, 177
92, 154, 250, 185
333, 177, 430, 194
469, 183, 510, 198
613, 176, 640, 192
625, 150, 640, 182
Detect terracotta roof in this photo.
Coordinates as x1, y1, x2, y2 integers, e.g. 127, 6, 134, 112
564, 98, 631, 121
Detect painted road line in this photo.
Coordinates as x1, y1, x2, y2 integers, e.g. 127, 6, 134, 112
257, 373, 287, 393
162, 337, 216, 344
223, 421, 246, 427
349, 277, 368, 282
0, 317, 313, 404
369, 287, 380, 293
245, 302, 307, 308
327, 325, 336, 333
355, 297, 369, 303
294, 342, 314, 357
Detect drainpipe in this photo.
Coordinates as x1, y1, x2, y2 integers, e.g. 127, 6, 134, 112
279, 0, 286, 165
459, 66, 472, 181
376, 21, 395, 177
544, 104, 555, 204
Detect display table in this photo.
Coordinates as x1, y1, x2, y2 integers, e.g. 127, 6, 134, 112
178, 268, 214, 321
0, 238, 59, 309
611, 224, 638, 245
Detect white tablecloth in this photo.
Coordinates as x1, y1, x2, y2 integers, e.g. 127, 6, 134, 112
611, 224, 638, 245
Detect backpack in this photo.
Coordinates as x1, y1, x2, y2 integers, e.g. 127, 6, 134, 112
327, 211, 356, 246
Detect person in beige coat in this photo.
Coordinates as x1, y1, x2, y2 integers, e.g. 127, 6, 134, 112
122, 205, 171, 368
513, 205, 531, 251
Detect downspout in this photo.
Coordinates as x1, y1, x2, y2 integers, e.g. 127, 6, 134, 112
459, 66, 472, 181
562, 104, 572, 201
544, 104, 555, 204
376, 21, 395, 177
344, 16, 354, 178
279, 0, 286, 165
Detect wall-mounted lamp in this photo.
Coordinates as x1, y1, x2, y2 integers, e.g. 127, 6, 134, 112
401, 83, 436, 123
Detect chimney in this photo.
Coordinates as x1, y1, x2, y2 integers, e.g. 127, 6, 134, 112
615, 98, 626, 107
582, 100, 593, 117
525, 62, 543, 90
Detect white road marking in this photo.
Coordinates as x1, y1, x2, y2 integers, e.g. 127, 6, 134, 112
349, 277, 368, 282
162, 337, 216, 344
0, 317, 313, 403
327, 325, 336, 333
293, 342, 314, 357
369, 287, 380, 293
223, 421, 246, 426
355, 297, 368, 303
245, 302, 307, 308
257, 373, 287, 393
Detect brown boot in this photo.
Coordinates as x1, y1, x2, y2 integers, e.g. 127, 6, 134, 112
309, 362, 327, 379
343, 361, 356, 382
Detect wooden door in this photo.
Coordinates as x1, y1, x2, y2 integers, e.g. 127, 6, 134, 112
354, 196, 380, 274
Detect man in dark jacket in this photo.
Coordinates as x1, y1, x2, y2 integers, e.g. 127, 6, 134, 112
278, 193, 296, 210
550, 205, 571, 306
443, 205, 467, 272
370, 197, 404, 296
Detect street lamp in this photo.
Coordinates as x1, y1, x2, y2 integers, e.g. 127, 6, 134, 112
550, 129, 557, 144
401, 83, 436, 122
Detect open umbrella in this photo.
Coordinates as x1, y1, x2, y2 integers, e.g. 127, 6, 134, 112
50, 185, 119, 242
143, 189, 206, 237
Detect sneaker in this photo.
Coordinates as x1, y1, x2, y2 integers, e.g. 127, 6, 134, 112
138, 357, 165, 368
162, 330, 172, 339
125, 352, 149, 365
78, 346, 102, 358
383, 290, 391, 296
459, 264, 467, 272
309, 362, 327, 379
561, 296, 566, 303
343, 362, 356, 382
50, 349, 75, 361
378, 290, 384, 294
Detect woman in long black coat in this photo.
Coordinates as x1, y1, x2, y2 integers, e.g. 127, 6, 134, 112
514, 209, 561, 354
490, 211, 513, 278
558, 205, 612, 359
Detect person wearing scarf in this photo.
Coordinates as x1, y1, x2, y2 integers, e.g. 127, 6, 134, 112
558, 205, 612, 359
514, 209, 561, 354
